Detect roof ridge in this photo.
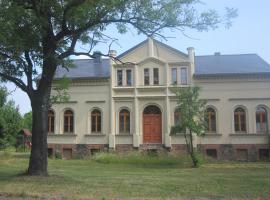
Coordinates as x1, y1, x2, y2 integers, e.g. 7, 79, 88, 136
71, 58, 110, 61
195, 53, 258, 57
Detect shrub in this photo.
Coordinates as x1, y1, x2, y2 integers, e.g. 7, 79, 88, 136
92, 151, 189, 167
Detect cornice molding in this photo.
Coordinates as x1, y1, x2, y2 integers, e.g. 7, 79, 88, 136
229, 98, 270, 101
53, 101, 77, 104
85, 100, 106, 103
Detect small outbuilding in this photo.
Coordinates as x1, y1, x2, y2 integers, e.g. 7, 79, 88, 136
16, 129, 32, 151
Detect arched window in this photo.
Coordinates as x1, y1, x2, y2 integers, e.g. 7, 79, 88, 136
256, 106, 268, 133
206, 107, 216, 132
91, 109, 101, 133
174, 108, 181, 126
234, 107, 246, 132
48, 109, 55, 133
64, 109, 74, 133
119, 109, 130, 133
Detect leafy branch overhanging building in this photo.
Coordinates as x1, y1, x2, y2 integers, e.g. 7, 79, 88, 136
47, 38, 270, 160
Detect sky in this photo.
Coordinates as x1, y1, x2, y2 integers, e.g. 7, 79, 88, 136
5, 0, 270, 115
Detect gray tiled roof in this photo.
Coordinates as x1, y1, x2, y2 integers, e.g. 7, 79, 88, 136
54, 54, 270, 79
54, 59, 110, 79
195, 54, 270, 76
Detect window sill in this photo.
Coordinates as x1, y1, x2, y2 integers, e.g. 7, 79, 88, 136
204, 133, 222, 136
137, 85, 166, 89
229, 133, 269, 136
169, 84, 189, 87
85, 134, 106, 137
117, 133, 133, 136
48, 134, 77, 137
113, 86, 135, 89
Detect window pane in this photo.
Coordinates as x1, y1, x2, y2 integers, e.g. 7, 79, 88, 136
210, 114, 216, 132
171, 68, 177, 84
119, 115, 124, 132
97, 115, 101, 132
174, 109, 181, 126
126, 69, 132, 86
144, 68, 150, 85
153, 68, 159, 85
256, 107, 268, 132
70, 116, 74, 132
64, 116, 69, 132
126, 115, 130, 133
240, 114, 246, 132
51, 117, 55, 132
117, 70, 123, 86
181, 68, 187, 85
206, 108, 216, 132
234, 114, 240, 132
91, 116, 96, 132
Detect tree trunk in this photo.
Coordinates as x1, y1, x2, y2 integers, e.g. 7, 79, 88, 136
27, 91, 50, 176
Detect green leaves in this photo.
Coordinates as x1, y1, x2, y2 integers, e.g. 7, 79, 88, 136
0, 97, 23, 148
172, 86, 207, 136
50, 76, 71, 104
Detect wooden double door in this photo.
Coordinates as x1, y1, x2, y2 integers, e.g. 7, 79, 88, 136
143, 106, 162, 143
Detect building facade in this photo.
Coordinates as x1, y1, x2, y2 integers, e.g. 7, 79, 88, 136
47, 38, 270, 161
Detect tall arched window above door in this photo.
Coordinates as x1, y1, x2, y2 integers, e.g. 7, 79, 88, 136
48, 109, 55, 134
206, 107, 216, 133
256, 106, 268, 133
64, 109, 74, 133
234, 107, 246, 133
91, 109, 101, 133
119, 109, 130, 133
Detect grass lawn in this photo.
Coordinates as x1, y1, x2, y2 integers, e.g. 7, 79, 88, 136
0, 152, 270, 200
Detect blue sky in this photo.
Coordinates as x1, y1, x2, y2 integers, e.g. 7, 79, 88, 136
5, 0, 270, 114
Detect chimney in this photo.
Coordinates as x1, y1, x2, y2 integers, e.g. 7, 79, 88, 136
187, 47, 195, 79
187, 47, 195, 63
93, 51, 102, 63
109, 50, 117, 58
214, 52, 221, 56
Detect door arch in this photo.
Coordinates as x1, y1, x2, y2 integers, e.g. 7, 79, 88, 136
143, 105, 162, 143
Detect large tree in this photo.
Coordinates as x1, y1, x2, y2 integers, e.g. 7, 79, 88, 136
0, 0, 237, 175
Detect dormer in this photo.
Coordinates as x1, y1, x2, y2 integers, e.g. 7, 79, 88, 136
114, 37, 195, 87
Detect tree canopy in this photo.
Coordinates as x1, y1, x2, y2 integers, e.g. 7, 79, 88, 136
0, 86, 22, 148
0, 0, 237, 175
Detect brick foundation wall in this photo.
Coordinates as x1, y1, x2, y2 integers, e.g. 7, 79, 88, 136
48, 144, 108, 158
115, 144, 134, 153
48, 143, 269, 161
198, 144, 270, 161
170, 144, 188, 153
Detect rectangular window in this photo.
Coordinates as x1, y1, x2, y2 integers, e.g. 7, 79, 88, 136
126, 69, 132, 86
117, 70, 123, 86
153, 68, 159, 85
171, 68, 177, 85
181, 68, 188, 85
144, 68, 150, 85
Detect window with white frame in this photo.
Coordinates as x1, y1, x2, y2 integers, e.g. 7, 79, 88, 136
91, 109, 101, 133
171, 68, 177, 85
153, 68, 159, 85
144, 68, 150, 85
117, 70, 123, 86
234, 107, 247, 133
116, 69, 133, 86
256, 106, 268, 133
180, 67, 188, 85
126, 69, 132, 86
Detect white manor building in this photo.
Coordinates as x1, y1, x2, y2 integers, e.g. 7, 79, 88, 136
47, 38, 270, 160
